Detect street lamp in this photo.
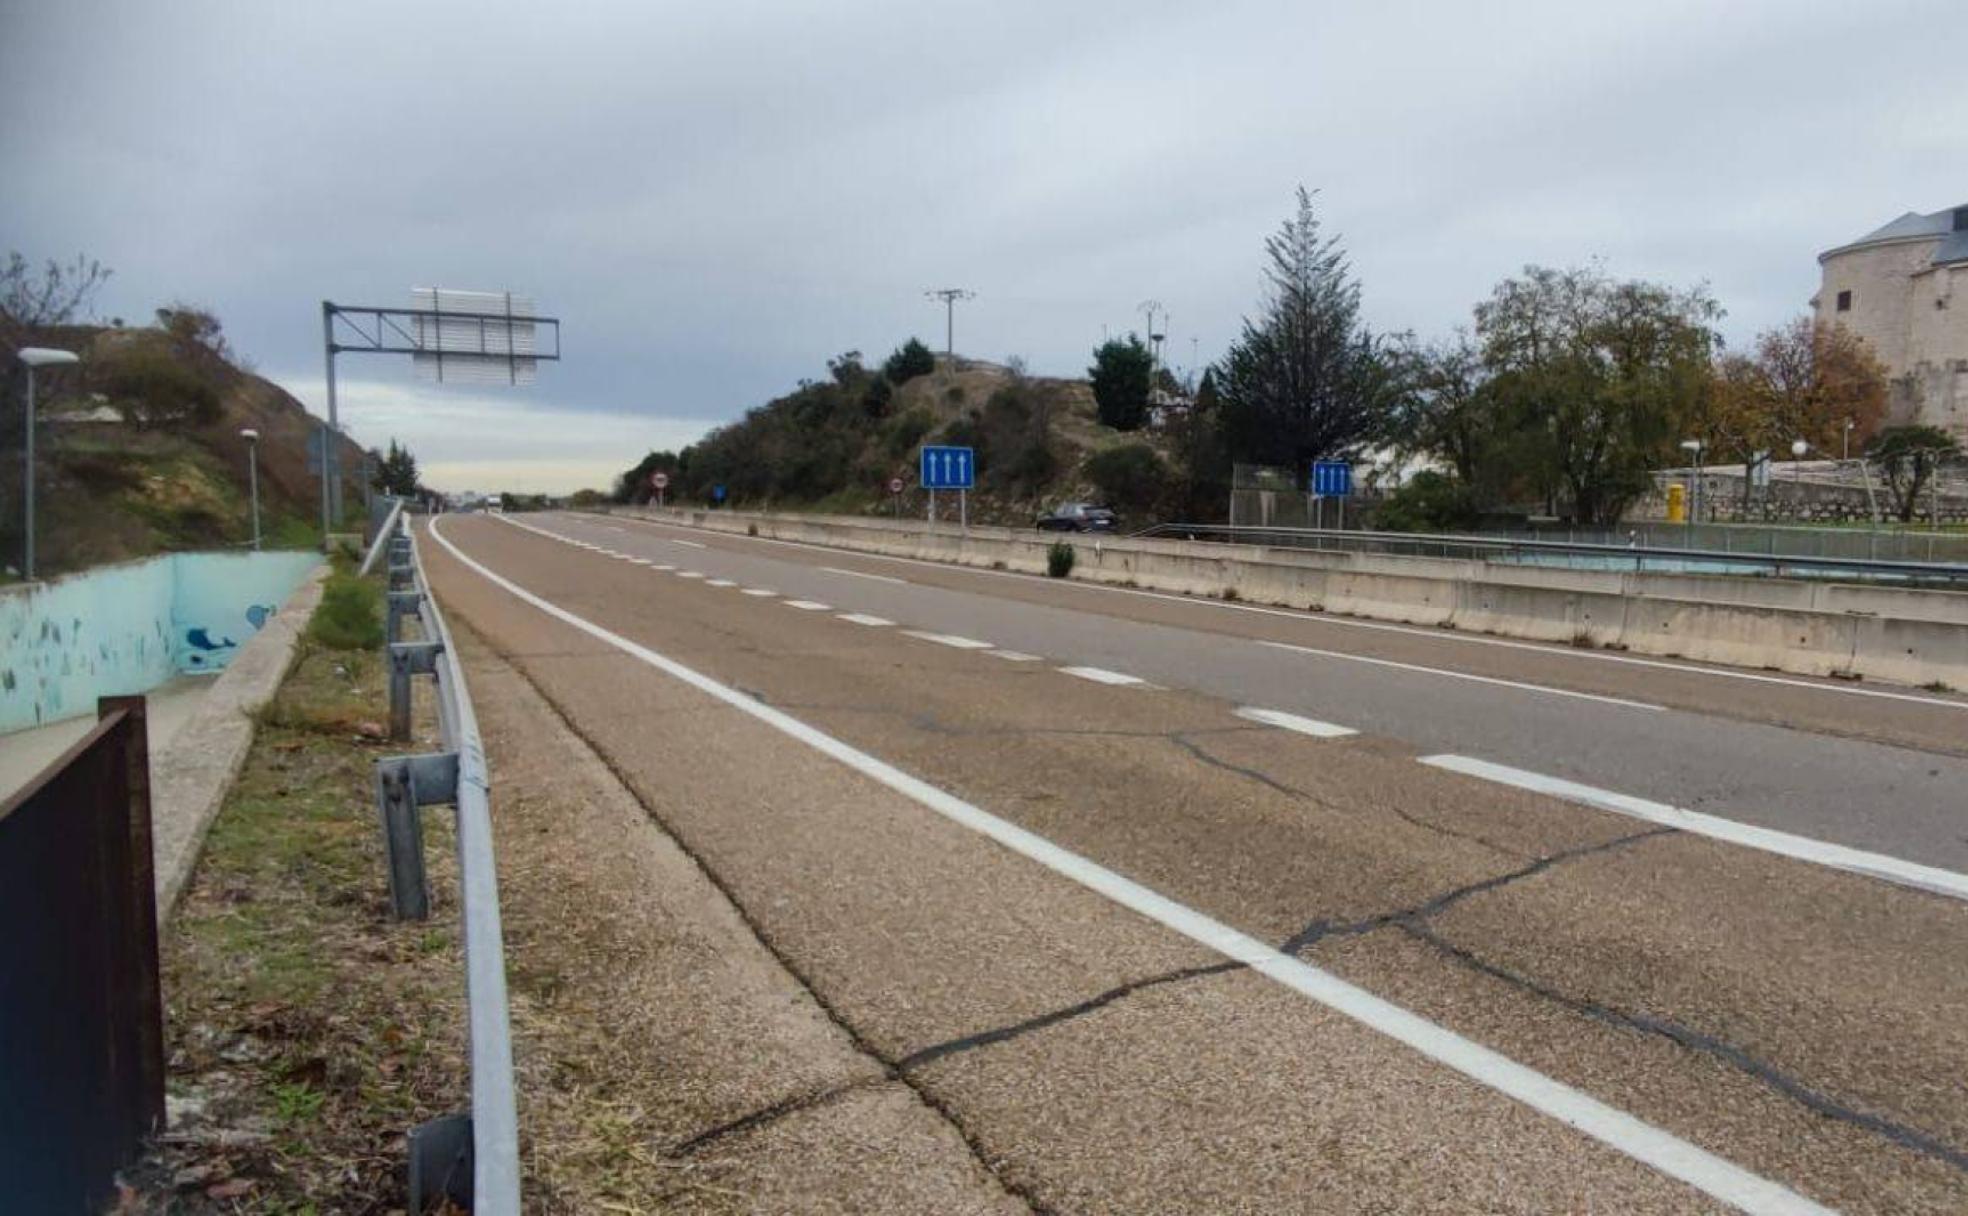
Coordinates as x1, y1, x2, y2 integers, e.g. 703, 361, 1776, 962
1790, 439, 1809, 514
1679, 439, 1705, 531
1843, 418, 1854, 462
240, 428, 262, 550
15, 346, 80, 580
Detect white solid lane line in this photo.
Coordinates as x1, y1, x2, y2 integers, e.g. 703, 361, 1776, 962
904, 630, 996, 649
741, 588, 777, 597
1262, 640, 1664, 712
609, 514, 1967, 712
821, 565, 908, 585
1236, 707, 1358, 739
839, 613, 895, 627
785, 600, 831, 611
432, 516, 1830, 1216
1059, 666, 1148, 686
1421, 754, 1968, 904
706, 578, 737, 587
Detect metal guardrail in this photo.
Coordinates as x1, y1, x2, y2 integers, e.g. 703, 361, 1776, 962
1129, 522, 1968, 587
1, 696, 165, 1211
374, 516, 520, 1214
357, 497, 406, 577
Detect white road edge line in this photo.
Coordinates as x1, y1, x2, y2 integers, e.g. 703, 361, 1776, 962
603, 513, 1966, 712
839, 613, 895, 627
903, 630, 995, 649
1420, 754, 1968, 904
669, 538, 707, 549
1236, 707, 1358, 739
1262, 640, 1664, 712
446, 515, 1830, 1215
821, 565, 908, 585
1058, 665, 1147, 686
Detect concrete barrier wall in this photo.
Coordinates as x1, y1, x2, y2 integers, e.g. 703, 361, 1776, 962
1, 550, 322, 733
610, 507, 1968, 689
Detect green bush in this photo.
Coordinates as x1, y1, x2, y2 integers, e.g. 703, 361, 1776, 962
1373, 470, 1481, 533
1084, 443, 1167, 516
307, 572, 383, 649
1046, 541, 1075, 578
882, 338, 936, 384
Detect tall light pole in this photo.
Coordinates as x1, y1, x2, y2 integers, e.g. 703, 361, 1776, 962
241, 428, 262, 550
16, 347, 80, 580
1679, 438, 1705, 534
924, 288, 975, 360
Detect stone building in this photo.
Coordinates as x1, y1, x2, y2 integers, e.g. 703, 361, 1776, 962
1812, 203, 1968, 441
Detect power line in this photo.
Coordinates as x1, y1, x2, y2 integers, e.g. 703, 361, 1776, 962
925, 288, 976, 359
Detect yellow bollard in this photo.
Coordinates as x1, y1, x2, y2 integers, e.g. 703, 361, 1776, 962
1666, 483, 1686, 523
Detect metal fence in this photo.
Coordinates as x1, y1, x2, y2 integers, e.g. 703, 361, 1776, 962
374, 514, 520, 1214
1131, 521, 1968, 588
1, 697, 165, 1211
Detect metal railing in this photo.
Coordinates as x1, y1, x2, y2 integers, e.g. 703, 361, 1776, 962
1129, 521, 1968, 587
358, 496, 406, 576
1, 697, 164, 1210
374, 515, 520, 1214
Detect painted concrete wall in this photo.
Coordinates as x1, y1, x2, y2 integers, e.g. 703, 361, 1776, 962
0, 551, 321, 732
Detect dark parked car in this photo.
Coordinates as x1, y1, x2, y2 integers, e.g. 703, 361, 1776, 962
1036, 502, 1118, 533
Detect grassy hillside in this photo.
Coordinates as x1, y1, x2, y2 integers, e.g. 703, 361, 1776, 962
620, 353, 1202, 528
1, 322, 368, 580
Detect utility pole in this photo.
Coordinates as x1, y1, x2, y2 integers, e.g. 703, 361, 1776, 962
925, 288, 975, 360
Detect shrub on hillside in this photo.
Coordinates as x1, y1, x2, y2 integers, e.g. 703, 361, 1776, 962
308, 572, 383, 649
882, 338, 936, 384
96, 342, 221, 428
1084, 443, 1167, 517
981, 382, 1057, 494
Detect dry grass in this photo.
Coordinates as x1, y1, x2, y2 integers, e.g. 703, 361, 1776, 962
114, 641, 470, 1213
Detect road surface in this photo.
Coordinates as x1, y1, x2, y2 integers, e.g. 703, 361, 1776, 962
419, 509, 1968, 1214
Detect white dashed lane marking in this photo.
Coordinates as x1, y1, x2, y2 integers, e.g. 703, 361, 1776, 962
1235, 707, 1358, 739
988, 650, 1043, 662
903, 631, 995, 650
785, 600, 831, 611
839, 613, 895, 627
676, 571, 705, 580
1058, 666, 1148, 686
706, 578, 737, 588
741, 588, 777, 597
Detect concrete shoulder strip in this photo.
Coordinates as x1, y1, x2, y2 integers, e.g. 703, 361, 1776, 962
427, 516, 1831, 1216
1420, 754, 1968, 904
152, 564, 328, 920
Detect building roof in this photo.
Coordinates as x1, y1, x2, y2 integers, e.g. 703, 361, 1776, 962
1822, 203, 1968, 266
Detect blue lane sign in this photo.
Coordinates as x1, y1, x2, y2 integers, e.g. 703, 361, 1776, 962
1311, 459, 1352, 497
711, 483, 727, 503
919, 445, 975, 490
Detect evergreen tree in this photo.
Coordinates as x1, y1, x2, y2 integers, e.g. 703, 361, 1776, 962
372, 439, 420, 496
1089, 334, 1153, 431
1216, 187, 1400, 471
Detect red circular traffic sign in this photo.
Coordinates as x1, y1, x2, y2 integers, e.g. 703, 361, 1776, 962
651, 472, 670, 489
889, 477, 904, 494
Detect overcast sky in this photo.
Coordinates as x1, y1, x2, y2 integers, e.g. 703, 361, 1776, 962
5, 0, 1963, 492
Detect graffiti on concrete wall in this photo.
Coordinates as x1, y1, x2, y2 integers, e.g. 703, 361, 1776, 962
0, 551, 320, 733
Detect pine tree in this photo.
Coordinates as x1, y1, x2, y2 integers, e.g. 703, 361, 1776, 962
1216, 188, 1398, 471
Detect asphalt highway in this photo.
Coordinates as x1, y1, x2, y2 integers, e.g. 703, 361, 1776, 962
420, 510, 1968, 1213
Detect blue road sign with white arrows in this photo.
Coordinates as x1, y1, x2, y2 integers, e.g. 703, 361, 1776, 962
920, 445, 975, 490
1311, 459, 1352, 497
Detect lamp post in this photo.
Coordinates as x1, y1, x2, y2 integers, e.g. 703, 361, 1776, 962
240, 428, 262, 550
15, 346, 81, 580
1679, 439, 1705, 534
1789, 439, 1809, 520
1843, 418, 1854, 462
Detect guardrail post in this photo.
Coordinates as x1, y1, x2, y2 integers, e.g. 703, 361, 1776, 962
388, 641, 443, 742
408, 1113, 474, 1212
374, 758, 430, 920
387, 590, 424, 646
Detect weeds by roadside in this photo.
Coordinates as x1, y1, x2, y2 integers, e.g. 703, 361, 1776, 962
115, 622, 468, 1213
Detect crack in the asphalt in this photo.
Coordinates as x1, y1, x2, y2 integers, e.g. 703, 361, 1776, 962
897, 961, 1248, 1072
1400, 922, 1968, 1177
669, 1076, 886, 1156
1278, 827, 1674, 956
1169, 730, 1528, 859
